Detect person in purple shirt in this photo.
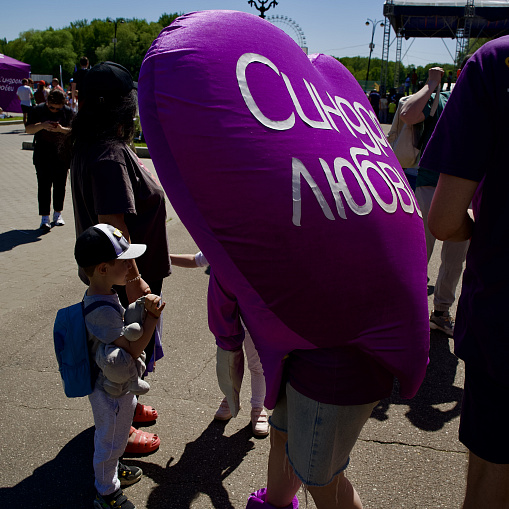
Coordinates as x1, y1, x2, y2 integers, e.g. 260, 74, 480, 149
423, 36, 509, 508
138, 11, 430, 508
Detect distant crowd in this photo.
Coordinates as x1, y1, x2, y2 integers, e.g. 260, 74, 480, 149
366, 67, 456, 126
15, 56, 91, 125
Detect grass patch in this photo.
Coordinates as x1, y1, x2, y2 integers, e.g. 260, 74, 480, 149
0, 116, 23, 122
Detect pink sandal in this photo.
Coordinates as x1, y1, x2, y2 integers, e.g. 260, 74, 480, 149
124, 426, 160, 454
132, 402, 158, 423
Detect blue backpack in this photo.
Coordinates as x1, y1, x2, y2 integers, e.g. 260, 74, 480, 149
53, 300, 118, 397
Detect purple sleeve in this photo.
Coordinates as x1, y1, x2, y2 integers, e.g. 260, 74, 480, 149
420, 43, 499, 182
207, 272, 245, 351
90, 159, 137, 216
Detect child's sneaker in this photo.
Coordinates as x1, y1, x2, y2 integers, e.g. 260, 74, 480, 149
214, 397, 233, 420
94, 488, 136, 509
118, 462, 143, 487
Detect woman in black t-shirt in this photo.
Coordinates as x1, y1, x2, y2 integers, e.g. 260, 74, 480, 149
70, 62, 171, 457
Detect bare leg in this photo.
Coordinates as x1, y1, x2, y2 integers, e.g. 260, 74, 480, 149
266, 427, 363, 509
266, 428, 301, 507
308, 472, 363, 509
462, 451, 509, 509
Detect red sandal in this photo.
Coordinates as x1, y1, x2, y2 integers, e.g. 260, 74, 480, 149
124, 426, 160, 454
132, 402, 158, 423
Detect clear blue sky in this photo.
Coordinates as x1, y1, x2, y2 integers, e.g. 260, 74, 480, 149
1, 0, 458, 67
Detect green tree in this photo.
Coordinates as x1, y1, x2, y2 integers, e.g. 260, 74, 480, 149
336, 56, 458, 92
95, 18, 166, 79
0, 14, 473, 89
67, 19, 89, 59
23, 29, 76, 78
158, 12, 181, 28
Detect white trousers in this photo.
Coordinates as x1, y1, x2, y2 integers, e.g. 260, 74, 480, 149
89, 387, 137, 495
416, 186, 470, 312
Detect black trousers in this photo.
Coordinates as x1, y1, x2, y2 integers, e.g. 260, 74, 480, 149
35, 160, 69, 216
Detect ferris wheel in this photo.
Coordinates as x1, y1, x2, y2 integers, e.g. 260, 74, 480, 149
266, 15, 308, 53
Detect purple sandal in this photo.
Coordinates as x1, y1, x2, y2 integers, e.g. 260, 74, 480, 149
246, 488, 299, 508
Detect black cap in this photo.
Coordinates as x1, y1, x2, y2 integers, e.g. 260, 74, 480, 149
75, 223, 146, 268
80, 61, 136, 102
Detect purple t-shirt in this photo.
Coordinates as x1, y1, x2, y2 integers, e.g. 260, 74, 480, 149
421, 36, 509, 385
139, 10, 429, 407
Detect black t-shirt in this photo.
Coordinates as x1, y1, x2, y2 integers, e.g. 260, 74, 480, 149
369, 91, 380, 109
27, 103, 74, 165
71, 142, 171, 283
73, 68, 89, 91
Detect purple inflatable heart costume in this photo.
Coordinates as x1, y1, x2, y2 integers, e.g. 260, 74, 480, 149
139, 10, 429, 412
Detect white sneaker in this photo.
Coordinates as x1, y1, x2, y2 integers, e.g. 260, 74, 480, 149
40, 216, 51, 231
214, 397, 233, 420
53, 211, 65, 226
251, 407, 269, 437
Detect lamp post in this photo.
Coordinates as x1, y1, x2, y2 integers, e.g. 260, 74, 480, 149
364, 18, 384, 92
248, 0, 278, 19
108, 18, 125, 62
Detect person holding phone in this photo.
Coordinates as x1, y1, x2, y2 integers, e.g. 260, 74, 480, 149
25, 89, 74, 231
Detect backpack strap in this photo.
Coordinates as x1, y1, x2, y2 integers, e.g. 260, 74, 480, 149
82, 300, 122, 317
429, 83, 442, 117
417, 85, 445, 151
82, 300, 123, 386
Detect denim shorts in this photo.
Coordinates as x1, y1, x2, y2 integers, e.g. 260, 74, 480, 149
269, 383, 378, 486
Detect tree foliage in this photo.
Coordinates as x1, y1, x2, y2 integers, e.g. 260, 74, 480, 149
0, 12, 181, 83
336, 55, 457, 90
0, 14, 487, 88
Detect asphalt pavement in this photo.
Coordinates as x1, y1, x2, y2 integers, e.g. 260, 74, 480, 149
0, 122, 467, 508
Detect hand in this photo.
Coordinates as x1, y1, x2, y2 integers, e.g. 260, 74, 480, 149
42, 120, 57, 131
126, 276, 151, 303
428, 67, 444, 86
53, 123, 65, 133
144, 293, 166, 318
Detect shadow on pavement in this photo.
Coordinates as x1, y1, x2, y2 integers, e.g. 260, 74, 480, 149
126, 419, 255, 509
0, 128, 26, 135
372, 329, 463, 431
0, 427, 95, 508
0, 228, 49, 252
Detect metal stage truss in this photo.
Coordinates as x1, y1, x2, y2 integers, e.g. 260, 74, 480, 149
380, 0, 509, 93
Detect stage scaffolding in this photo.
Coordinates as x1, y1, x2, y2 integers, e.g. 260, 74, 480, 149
380, 0, 509, 93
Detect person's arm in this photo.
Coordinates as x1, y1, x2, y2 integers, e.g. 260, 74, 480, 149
97, 213, 151, 302
52, 121, 71, 134
71, 82, 77, 103
170, 254, 199, 268
208, 273, 245, 351
26, 121, 70, 134
25, 120, 54, 134
113, 293, 165, 359
428, 173, 479, 242
170, 251, 209, 268
400, 67, 444, 125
